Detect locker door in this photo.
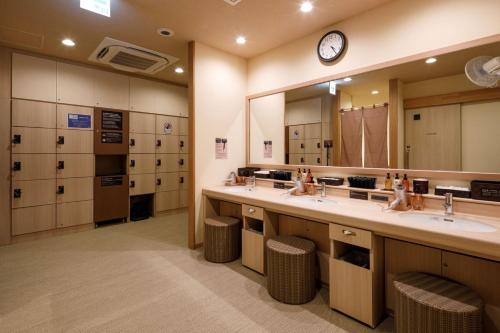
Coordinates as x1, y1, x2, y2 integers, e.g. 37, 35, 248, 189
129, 174, 156, 196
11, 154, 56, 181
155, 191, 179, 212
57, 201, 93, 228
156, 154, 179, 173
155, 135, 178, 154
178, 154, 189, 172
56, 129, 93, 154
289, 154, 305, 165
289, 125, 305, 140
156, 115, 179, 135
305, 154, 322, 165
179, 190, 188, 208
12, 99, 56, 128
129, 154, 155, 175
12, 179, 56, 208
56, 177, 93, 203
289, 140, 305, 154
11, 128, 56, 154
179, 172, 189, 191
305, 123, 321, 139
129, 112, 155, 134
12, 205, 56, 235
155, 172, 179, 192
56, 154, 94, 178
305, 139, 321, 154
129, 133, 155, 154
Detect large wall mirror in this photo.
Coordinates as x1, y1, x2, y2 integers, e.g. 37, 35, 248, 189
249, 41, 500, 173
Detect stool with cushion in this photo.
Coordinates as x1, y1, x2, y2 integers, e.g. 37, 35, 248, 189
204, 216, 241, 263
266, 235, 317, 305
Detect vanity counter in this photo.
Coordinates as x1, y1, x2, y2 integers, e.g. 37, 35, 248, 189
203, 186, 500, 261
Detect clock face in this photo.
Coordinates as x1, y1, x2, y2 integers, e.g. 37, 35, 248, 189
317, 31, 346, 62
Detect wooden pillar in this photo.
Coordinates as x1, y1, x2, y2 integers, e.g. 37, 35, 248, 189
389, 79, 401, 169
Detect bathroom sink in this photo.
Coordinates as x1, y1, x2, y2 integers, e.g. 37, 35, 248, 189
223, 187, 256, 193
285, 196, 337, 206
399, 213, 496, 233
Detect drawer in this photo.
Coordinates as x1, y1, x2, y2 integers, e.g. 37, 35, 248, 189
129, 133, 155, 154
305, 154, 322, 165
289, 125, 305, 140
289, 140, 305, 154
155, 134, 179, 154
129, 112, 155, 134
179, 135, 188, 153
156, 172, 179, 192
305, 139, 321, 154
155, 154, 179, 173
12, 205, 56, 235
242, 204, 264, 220
155, 190, 179, 212
57, 200, 93, 228
129, 173, 156, 196
11, 154, 56, 180
329, 223, 372, 249
11, 127, 56, 153
179, 190, 188, 208
178, 117, 188, 136
129, 154, 155, 174
56, 129, 93, 154
242, 229, 264, 274
178, 154, 189, 172
305, 123, 321, 139
56, 177, 93, 203
56, 154, 94, 178
12, 99, 56, 128
156, 115, 179, 135
179, 172, 189, 191
57, 104, 93, 130
12, 179, 56, 208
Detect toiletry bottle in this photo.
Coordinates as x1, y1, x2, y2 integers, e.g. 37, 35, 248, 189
385, 172, 393, 190
296, 168, 301, 180
403, 174, 410, 192
306, 169, 313, 183
395, 173, 399, 181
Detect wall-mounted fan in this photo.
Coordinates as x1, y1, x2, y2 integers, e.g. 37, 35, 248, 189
465, 56, 500, 88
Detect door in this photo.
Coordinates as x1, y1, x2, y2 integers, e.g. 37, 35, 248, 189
289, 140, 305, 154
56, 154, 94, 178
305, 123, 321, 139
12, 53, 57, 102
156, 172, 179, 192
289, 125, 305, 140
155, 135, 179, 154
179, 135, 188, 154
57, 201, 93, 228
156, 115, 179, 135
305, 139, 321, 154
405, 104, 461, 171
12, 99, 56, 128
56, 129, 94, 154
129, 112, 155, 134
129, 133, 155, 154
155, 190, 179, 212
129, 154, 155, 175
155, 154, 179, 173
56, 177, 93, 203
178, 154, 189, 172
11, 128, 56, 154
12, 179, 57, 208
12, 205, 56, 235
57, 62, 95, 106
129, 174, 156, 196
305, 154, 321, 165
11, 154, 56, 181
94, 70, 129, 110
178, 117, 188, 136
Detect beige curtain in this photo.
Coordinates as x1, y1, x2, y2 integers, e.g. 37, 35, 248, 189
340, 109, 363, 167
363, 106, 388, 168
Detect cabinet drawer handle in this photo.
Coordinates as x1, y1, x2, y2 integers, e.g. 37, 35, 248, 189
57, 186, 65, 194
57, 161, 65, 170
156, 178, 162, 186
179, 159, 184, 166
317, 142, 321, 149
57, 136, 65, 145
248, 208, 256, 214
156, 139, 162, 147
12, 134, 21, 144
130, 160, 135, 167
13, 188, 22, 198
130, 180, 135, 188
130, 138, 135, 146
179, 140, 184, 148
342, 229, 355, 236
12, 161, 21, 171
300, 143, 304, 149
156, 159, 162, 166
180, 176, 184, 184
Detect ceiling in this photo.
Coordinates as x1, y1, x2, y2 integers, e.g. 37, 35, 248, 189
0, 0, 391, 85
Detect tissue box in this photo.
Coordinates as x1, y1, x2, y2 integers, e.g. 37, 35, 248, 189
434, 186, 471, 199
471, 180, 500, 202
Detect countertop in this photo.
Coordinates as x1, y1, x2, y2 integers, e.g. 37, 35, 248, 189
203, 186, 500, 262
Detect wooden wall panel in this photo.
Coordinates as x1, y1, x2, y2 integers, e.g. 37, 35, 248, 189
0, 47, 11, 245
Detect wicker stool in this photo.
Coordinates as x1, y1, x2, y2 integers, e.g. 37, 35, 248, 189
204, 216, 241, 263
266, 235, 317, 305
394, 272, 483, 333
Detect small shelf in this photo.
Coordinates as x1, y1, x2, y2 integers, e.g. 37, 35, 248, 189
336, 244, 370, 270
245, 217, 263, 235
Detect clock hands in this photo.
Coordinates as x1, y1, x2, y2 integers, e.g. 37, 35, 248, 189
331, 45, 338, 53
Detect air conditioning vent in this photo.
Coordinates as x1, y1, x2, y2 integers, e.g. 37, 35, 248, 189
224, 0, 242, 6
89, 37, 178, 74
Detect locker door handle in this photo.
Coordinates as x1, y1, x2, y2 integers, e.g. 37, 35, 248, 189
130, 160, 135, 167
57, 136, 65, 145
156, 178, 162, 186
130, 180, 135, 188
130, 139, 135, 146
179, 140, 184, 148
300, 143, 304, 149
57, 161, 65, 170
300, 157, 304, 163
13, 188, 21, 198
57, 186, 65, 194
12, 134, 21, 144
179, 159, 184, 166
156, 159, 162, 166
12, 161, 21, 171
317, 142, 321, 149
180, 177, 184, 184
156, 140, 162, 147
317, 157, 321, 164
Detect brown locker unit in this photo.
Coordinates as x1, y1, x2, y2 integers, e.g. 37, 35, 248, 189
94, 108, 129, 155
94, 175, 129, 223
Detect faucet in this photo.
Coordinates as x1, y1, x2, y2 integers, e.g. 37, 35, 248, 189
443, 193, 454, 215
387, 179, 409, 211
320, 182, 326, 198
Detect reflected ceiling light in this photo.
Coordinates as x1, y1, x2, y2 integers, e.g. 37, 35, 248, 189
300, 1, 313, 13
425, 57, 437, 64
343, 77, 352, 82
236, 36, 246, 45
371, 90, 379, 95
61, 38, 76, 47
175, 67, 184, 74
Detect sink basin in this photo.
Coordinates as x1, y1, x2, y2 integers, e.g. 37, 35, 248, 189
223, 187, 256, 193
399, 213, 496, 233
285, 196, 337, 206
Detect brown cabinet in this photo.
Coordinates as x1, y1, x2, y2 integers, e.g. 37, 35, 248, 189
12, 179, 57, 208
155, 135, 179, 154
12, 205, 56, 235
129, 112, 155, 134
12, 99, 56, 128
56, 177, 93, 203
155, 190, 179, 212
129, 154, 155, 175
155, 154, 179, 173
94, 108, 129, 155
129, 173, 155, 196
129, 133, 155, 154
11, 154, 56, 181
56, 154, 94, 178
57, 201, 93, 228
94, 176, 129, 223
156, 115, 179, 135
56, 129, 94, 154
155, 172, 179, 192
11, 127, 56, 154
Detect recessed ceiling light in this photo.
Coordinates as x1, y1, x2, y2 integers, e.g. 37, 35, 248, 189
300, 1, 313, 13
61, 38, 75, 47
236, 36, 246, 45
157, 28, 175, 38
425, 57, 437, 64
371, 90, 379, 95
175, 67, 184, 74
343, 77, 352, 82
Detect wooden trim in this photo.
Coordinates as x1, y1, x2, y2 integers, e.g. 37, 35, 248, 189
245, 98, 250, 165
404, 87, 500, 109
11, 223, 94, 244
0, 46, 11, 245
187, 41, 196, 249
388, 79, 399, 168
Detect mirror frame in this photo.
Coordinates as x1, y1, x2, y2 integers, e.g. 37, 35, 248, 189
245, 35, 500, 182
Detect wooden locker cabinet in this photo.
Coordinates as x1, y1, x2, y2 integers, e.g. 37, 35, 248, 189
179, 172, 189, 191
178, 117, 188, 135
305, 139, 321, 154
179, 190, 188, 208
289, 125, 305, 140
156, 115, 179, 135
56, 154, 94, 178
129, 112, 155, 134
289, 140, 305, 154
56, 177, 93, 203
305, 123, 321, 139
11, 154, 56, 181
155, 190, 179, 212
56, 129, 94, 154
155, 172, 179, 192
12, 205, 56, 236
57, 105, 94, 130
94, 70, 129, 110
178, 154, 189, 172
305, 154, 322, 165
129, 174, 156, 196
179, 135, 188, 154
129, 133, 155, 154
57, 201, 93, 228
155, 135, 179, 154
12, 179, 56, 208
11, 127, 56, 154
57, 62, 95, 106
12, 99, 56, 128
155, 154, 179, 173
12, 53, 57, 102
289, 154, 305, 165
129, 154, 155, 175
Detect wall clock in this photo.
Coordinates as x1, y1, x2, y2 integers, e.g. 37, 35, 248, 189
317, 30, 346, 62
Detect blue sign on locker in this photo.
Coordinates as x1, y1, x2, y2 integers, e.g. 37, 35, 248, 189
68, 114, 91, 128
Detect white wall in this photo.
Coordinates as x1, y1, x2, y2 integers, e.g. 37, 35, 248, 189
247, 0, 500, 95
193, 42, 247, 244
250, 93, 285, 164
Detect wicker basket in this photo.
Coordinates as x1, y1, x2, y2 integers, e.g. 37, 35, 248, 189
266, 236, 317, 305
394, 272, 483, 333
204, 216, 241, 263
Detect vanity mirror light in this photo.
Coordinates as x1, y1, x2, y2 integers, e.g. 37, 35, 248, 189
248, 41, 500, 174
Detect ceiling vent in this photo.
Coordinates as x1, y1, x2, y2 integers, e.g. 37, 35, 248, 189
88, 37, 178, 74
224, 0, 242, 6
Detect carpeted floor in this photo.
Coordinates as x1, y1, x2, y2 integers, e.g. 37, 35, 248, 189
0, 212, 393, 332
